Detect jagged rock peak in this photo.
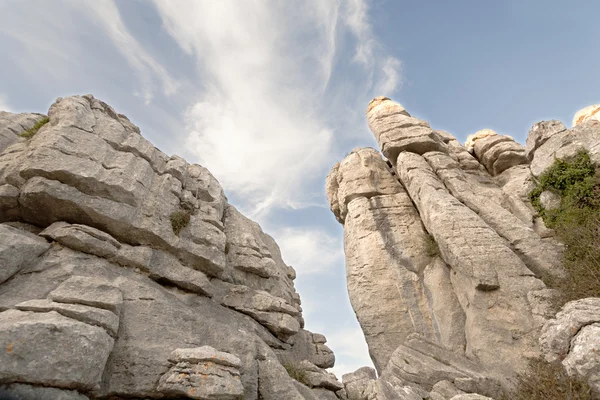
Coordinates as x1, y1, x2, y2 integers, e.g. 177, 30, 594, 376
327, 95, 600, 399
366, 96, 447, 161
572, 103, 600, 127
0, 94, 342, 400
464, 128, 498, 153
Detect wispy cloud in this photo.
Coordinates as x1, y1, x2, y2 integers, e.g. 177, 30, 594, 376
71, 1, 179, 104
275, 227, 344, 275
0, 0, 177, 105
153, 0, 402, 217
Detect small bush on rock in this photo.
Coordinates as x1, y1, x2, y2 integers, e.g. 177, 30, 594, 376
424, 233, 440, 258
20, 116, 49, 139
529, 150, 600, 302
505, 358, 595, 400
170, 209, 191, 235
283, 363, 309, 386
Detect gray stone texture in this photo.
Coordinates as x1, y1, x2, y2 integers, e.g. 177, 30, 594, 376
0, 95, 333, 400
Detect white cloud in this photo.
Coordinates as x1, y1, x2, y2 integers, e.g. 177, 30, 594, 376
0, 94, 11, 112
153, 0, 402, 216
70, 1, 179, 104
326, 326, 374, 378
0, 0, 177, 104
342, 0, 403, 97
274, 227, 344, 275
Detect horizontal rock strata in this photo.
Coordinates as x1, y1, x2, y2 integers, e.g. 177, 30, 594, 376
0, 95, 338, 400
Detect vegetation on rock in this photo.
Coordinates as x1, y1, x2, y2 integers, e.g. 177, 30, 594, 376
529, 150, 600, 303
505, 358, 595, 400
19, 116, 49, 139
424, 233, 440, 258
170, 209, 191, 235
283, 362, 308, 386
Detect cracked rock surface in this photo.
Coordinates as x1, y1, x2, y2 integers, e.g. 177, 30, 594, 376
0, 95, 337, 400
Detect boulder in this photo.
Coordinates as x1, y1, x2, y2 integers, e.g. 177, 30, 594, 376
366, 97, 446, 161
0, 224, 50, 284
572, 104, 600, 127
0, 310, 114, 390
158, 346, 244, 400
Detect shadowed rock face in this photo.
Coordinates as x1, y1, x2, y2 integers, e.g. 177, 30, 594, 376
0, 95, 340, 400
326, 97, 600, 398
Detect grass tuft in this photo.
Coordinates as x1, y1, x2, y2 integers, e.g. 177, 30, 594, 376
425, 233, 440, 258
170, 209, 191, 236
283, 363, 309, 385
19, 117, 49, 139
504, 358, 595, 400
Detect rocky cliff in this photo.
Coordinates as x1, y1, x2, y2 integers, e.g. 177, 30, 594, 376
326, 97, 600, 399
0, 95, 343, 400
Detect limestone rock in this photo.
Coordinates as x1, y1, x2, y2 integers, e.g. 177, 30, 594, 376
296, 360, 344, 391
540, 298, 600, 364
114, 244, 214, 297
471, 134, 527, 176
342, 367, 377, 400
326, 147, 467, 371
562, 323, 600, 393
0, 94, 333, 400
281, 329, 335, 369
158, 346, 244, 400
429, 380, 465, 399
0, 383, 90, 400
449, 395, 493, 400
539, 190, 561, 210
572, 104, 600, 127
0, 224, 50, 284
222, 285, 300, 340
0, 111, 48, 154
530, 119, 600, 177
525, 120, 567, 160
0, 95, 227, 278
49, 275, 123, 315
381, 334, 503, 398
0, 310, 114, 390
258, 357, 307, 400
0, 184, 19, 220
539, 298, 600, 393
40, 221, 121, 258
366, 97, 446, 161
464, 129, 498, 153
15, 298, 120, 337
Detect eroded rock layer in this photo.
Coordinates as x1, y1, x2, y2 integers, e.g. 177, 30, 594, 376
0, 95, 341, 400
327, 97, 600, 399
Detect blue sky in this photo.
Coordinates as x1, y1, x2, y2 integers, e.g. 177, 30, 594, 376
1, 0, 599, 378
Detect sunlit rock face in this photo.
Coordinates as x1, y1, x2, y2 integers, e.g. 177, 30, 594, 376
0, 95, 342, 400
327, 96, 600, 399
572, 104, 600, 127
366, 96, 447, 162
464, 129, 498, 154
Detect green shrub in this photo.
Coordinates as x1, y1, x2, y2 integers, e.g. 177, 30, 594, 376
504, 358, 595, 400
283, 363, 308, 385
425, 233, 440, 258
170, 209, 191, 235
19, 116, 49, 139
528, 150, 600, 303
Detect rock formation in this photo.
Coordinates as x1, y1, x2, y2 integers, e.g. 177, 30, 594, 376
327, 97, 600, 399
0, 95, 341, 400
